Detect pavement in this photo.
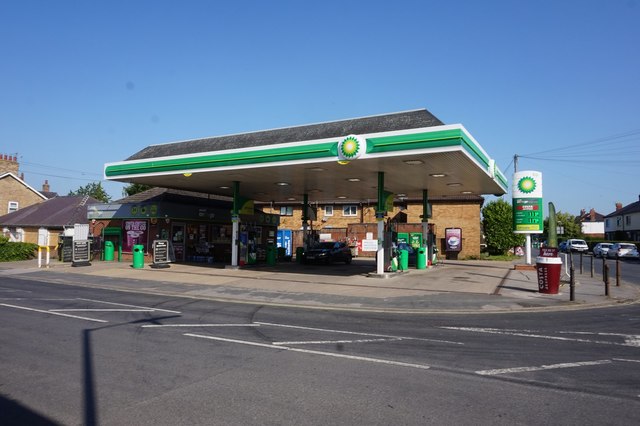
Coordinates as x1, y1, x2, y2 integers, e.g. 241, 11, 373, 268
1, 256, 638, 314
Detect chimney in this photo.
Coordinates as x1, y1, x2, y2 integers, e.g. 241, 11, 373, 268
42, 180, 50, 192
0, 153, 19, 175
580, 208, 586, 217
615, 202, 623, 211
589, 208, 595, 222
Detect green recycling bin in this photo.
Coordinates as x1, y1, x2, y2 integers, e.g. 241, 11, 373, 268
398, 249, 409, 271
132, 244, 144, 269
296, 247, 305, 263
266, 245, 277, 266
104, 241, 114, 261
416, 247, 427, 269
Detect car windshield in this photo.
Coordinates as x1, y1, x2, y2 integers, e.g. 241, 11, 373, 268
619, 244, 636, 249
573, 240, 587, 245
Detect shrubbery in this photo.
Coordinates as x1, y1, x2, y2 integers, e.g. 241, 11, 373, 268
0, 235, 38, 261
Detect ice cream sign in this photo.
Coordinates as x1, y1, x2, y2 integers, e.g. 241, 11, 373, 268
512, 170, 543, 234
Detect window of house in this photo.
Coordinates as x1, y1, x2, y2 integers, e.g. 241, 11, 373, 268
342, 205, 357, 217
7, 201, 18, 213
280, 206, 293, 216
626, 216, 631, 226
324, 206, 333, 216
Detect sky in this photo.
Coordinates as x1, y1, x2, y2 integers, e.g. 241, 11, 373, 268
1, 0, 639, 217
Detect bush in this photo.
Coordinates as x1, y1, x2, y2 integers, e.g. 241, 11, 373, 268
0, 238, 39, 261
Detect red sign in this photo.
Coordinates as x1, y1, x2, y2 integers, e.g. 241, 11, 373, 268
539, 247, 558, 257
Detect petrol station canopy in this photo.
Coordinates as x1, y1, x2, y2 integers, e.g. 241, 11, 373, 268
104, 109, 508, 203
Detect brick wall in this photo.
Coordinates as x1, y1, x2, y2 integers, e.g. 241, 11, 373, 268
0, 176, 46, 215
262, 198, 483, 259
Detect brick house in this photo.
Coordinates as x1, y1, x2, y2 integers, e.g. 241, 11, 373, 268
260, 194, 484, 259
604, 197, 640, 241
578, 208, 605, 238
0, 154, 52, 215
0, 195, 99, 257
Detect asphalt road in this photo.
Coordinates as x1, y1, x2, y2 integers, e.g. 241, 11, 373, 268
1, 276, 640, 425
567, 253, 640, 286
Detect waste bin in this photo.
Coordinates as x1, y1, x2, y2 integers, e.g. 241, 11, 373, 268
416, 247, 426, 269
536, 256, 562, 294
132, 244, 145, 269
296, 247, 305, 263
266, 245, 277, 266
398, 249, 409, 271
104, 241, 114, 262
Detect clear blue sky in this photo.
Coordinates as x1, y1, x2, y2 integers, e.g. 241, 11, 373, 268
2, 0, 638, 217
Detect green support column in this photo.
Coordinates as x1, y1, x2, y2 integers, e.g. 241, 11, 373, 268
231, 181, 240, 267
302, 193, 310, 252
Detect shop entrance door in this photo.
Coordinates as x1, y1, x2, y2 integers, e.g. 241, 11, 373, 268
171, 223, 186, 262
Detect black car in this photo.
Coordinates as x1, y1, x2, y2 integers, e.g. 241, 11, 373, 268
303, 241, 353, 264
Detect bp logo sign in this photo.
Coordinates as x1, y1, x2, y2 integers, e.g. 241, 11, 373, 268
337, 134, 366, 163
517, 176, 537, 194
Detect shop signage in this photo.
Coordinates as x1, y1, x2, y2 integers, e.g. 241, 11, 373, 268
539, 247, 558, 257
72, 240, 91, 265
513, 170, 544, 234
153, 240, 170, 264
445, 228, 462, 252
123, 220, 148, 252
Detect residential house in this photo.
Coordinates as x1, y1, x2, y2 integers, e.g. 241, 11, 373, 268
0, 195, 99, 256
0, 154, 56, 214
604, 196, 640, 241
578, 208, 605, 238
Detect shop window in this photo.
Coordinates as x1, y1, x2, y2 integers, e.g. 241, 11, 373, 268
280, 206, 293, 216
324, 206, 334, 216
342, 205, 357, 217
7, 201, 18, 213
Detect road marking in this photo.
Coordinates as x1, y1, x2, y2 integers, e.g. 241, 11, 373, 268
558, 331, 640, 347
476, 360, 612, 376
50, 309, 156, 312
184, 333, 431, 370
613, 358, 640, 363
256, 321, 463, 345
0, 303, 108, 323
273, 338, 400, 346
440, 326, 639, 347
76, 298, 181, 314
142, 323, 259, 328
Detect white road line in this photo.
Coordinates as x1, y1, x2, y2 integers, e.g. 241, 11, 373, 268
440, 326, 639, 347
273, 338, 400, 346
142, 323, 260, 328
76, 298, 181, 314
476, 360, 612, 376
184, 333, 431, 370
256, 321, 463, 345
613, 358, 640, 363
0, 303, 108, 323
50, 309, 156, 312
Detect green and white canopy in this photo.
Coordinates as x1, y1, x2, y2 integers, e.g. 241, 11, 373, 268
104, 109, 507, 204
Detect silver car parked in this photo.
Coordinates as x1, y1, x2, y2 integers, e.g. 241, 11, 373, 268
606, 243, 640, 259
592, 242, 613, 258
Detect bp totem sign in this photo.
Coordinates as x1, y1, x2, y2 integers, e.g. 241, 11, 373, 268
513, 170, 543, 234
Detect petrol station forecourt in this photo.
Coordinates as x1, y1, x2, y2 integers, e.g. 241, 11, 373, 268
103, 109, 508, 274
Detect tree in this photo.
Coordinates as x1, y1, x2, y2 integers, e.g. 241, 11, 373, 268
543, 211, 582, 240
68, 182, 111, 203
122, 183, 154, 198
482, 199, 525, 255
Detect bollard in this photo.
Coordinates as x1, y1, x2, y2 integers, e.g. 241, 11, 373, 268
604, 264, 610, 297
590, 255, 594, 278
602, 257, 606, 283
579, 252, 583, 275
616, 257, 621, 287
569, 265, 575, 302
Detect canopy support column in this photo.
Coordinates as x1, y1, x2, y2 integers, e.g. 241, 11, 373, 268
302, 193, 309, 251
376, 172, 385, 275
231, 181, 240, 268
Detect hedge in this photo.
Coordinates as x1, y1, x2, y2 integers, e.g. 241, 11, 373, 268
0, 238, 39, 262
